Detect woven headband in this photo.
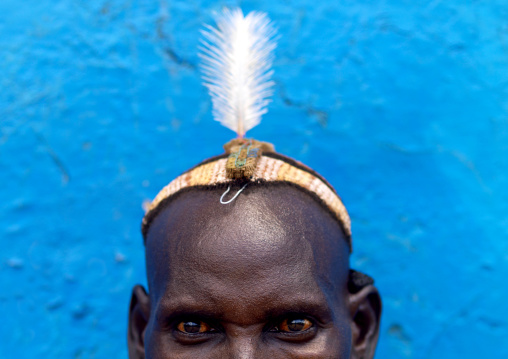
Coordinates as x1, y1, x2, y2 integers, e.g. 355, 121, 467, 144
142, 139, 352, 250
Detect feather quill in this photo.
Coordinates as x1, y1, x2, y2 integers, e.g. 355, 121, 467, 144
199, 8, 277, 138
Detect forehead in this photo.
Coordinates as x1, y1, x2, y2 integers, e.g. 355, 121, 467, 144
145, 184, 350, 310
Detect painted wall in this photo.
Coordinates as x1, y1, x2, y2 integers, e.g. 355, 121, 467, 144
1, 1, 507, 358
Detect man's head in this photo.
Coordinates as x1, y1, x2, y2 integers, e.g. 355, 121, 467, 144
128, 183, 381, 358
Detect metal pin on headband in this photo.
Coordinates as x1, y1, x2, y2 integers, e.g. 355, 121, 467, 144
220, 183, 249, 204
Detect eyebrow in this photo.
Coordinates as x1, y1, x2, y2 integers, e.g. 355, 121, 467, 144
263, 300, 334, 324
155, 297, 223, 320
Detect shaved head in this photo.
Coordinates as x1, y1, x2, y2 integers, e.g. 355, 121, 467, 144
129, 184, 381, 359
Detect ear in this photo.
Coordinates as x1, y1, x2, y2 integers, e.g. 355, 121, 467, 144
348, 285, 382, 359
128, 285, 151, 359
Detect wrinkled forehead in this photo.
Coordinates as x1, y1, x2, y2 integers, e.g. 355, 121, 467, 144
145, 184, 350, 299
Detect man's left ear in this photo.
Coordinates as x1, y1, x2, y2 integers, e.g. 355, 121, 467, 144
128, 285, 151, 359
348, 285, 382, 359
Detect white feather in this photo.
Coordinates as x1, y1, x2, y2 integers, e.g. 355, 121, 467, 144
199, 8, 277, 137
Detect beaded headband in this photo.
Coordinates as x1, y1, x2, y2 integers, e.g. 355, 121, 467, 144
142, 139, 352, 250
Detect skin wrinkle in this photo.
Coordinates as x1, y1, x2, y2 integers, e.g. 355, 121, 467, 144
133, 184, 379, 358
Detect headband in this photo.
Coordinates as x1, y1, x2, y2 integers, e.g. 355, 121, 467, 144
142, 139, 352, 250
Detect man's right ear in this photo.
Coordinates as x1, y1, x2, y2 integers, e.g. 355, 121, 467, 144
128, 285, 150, 359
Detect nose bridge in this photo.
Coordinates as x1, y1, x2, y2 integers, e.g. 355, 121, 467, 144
226, 326, 261, 359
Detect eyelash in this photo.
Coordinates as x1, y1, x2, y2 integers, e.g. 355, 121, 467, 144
267, 315, 317, 340
172, 318, 219, 333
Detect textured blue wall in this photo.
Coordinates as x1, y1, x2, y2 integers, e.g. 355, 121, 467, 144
1, 1, 507, 358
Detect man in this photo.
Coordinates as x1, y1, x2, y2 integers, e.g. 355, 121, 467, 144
128, 146, 382, 358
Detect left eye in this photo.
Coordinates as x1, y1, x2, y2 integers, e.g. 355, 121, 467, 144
176, 320, 212, 334
272, 318, 313, 333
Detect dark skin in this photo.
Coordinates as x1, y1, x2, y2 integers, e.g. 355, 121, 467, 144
129, 184, 381, 358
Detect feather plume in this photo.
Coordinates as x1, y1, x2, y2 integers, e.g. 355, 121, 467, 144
199, 8, 277, 138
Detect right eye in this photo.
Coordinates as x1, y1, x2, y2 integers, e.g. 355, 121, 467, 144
176, 320, 213, 334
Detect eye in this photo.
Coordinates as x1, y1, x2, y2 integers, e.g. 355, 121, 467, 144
176, 320, 213, 334
272, 317, 314, 333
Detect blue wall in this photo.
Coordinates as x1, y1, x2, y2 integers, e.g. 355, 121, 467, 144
1, 1, 507, 358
